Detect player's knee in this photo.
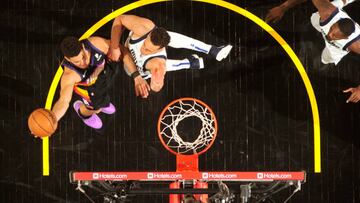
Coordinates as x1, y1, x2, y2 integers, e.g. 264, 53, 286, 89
150, 79, 164, 92
151, 86, 163, 92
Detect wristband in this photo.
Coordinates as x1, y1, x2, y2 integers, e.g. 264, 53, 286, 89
131, 71, 140, 79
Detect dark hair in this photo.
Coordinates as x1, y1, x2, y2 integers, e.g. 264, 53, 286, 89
150, 27, 170, 48
337, 18, 355, 37
60, 36, 82, 57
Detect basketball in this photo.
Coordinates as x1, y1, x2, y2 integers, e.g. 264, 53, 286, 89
28, 108, 58, 137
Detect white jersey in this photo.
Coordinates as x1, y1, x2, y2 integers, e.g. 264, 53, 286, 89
310, 6, 360, 65
125, 30, 167, 79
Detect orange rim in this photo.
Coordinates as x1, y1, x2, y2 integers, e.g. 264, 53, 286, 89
157, 97, 218, 156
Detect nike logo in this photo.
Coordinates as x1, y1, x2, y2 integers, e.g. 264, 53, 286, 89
94, 53, 101, 61
82, 70, 87, 78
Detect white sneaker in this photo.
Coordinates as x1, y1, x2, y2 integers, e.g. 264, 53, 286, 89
215, 45, 233, 61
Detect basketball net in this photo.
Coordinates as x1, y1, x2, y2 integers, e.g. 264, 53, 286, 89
158, 98, 217, 171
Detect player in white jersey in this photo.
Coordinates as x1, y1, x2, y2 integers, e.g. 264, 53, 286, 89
307, 0, 360, 103
266, 0, 360, 103
309, 0, 360, 65
108, 15, 233, 97
265, 0, 359, 64
266, 0, 359, 63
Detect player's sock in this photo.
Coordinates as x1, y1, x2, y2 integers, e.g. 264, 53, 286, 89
187, 54, 204, 69
77, 109, 91, 119
166, 55, 204, 71
166, 59, 191, 71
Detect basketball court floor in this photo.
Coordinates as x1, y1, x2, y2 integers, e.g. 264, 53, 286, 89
1, 0, 360, 202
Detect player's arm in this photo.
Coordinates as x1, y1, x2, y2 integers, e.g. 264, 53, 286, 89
88, 36, 150, 97
88, 36, 110, 55
121, 46, 151, 98
109, 15, 155, 61
52, 71, 79, 121
347, 40, 360, 54
343, 40, 360, 103
112, 15, 155, 39
265, 0, 307, 23
311, 0, 337, 20
146, 58, 166, 92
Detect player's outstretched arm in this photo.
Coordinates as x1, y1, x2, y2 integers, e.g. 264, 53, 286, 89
344, 84, 360, 103
52, 71, 79, 121
265, 0, 307, 23
311, 0, 338, 20
109, 16, 125, 61
146, 58, 166, 92
109, 15, 155, 61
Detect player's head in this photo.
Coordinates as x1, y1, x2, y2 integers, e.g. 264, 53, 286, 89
327, 18, 355, 41
141, 27, 170, 55
61, 36, 88, 69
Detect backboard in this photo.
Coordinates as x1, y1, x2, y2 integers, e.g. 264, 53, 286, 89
70, 98, 306, 203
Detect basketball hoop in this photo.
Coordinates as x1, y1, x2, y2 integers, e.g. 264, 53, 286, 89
71, 101, 307, 202
158, 97, 218, 156
157, 98, 217, 171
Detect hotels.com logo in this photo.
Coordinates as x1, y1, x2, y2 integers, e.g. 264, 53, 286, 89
146, 173, 182, 179
257, 173, 292, 179
93, 173, 99, 179
201, 173, 237, 179
91, 173, 127, 179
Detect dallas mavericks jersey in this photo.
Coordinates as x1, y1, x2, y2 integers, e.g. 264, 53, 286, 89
125, 30, 167, 79
310, 6, 360, 65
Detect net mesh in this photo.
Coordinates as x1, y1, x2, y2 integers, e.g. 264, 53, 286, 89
159, 99, 216, 155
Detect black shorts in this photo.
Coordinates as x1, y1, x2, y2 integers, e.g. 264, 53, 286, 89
80, 61, 120, 110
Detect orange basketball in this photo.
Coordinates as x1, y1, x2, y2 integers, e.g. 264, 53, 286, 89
28, 108, 58, 138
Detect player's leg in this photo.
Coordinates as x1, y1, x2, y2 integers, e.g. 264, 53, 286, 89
166, 55, 204, 72
73, 100, 103, 129
168, 31, 212, 53
79, 104, 101, 116
98, 62, 118, 115
167, 31, 232, 61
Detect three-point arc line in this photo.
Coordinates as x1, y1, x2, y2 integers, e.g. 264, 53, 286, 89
42, 0, 321, 176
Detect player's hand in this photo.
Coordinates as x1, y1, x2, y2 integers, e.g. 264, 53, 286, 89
134, 76, 150, 98
343, 86, 360, 103
265, 6, 286, 23
108, 47, 121, 62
